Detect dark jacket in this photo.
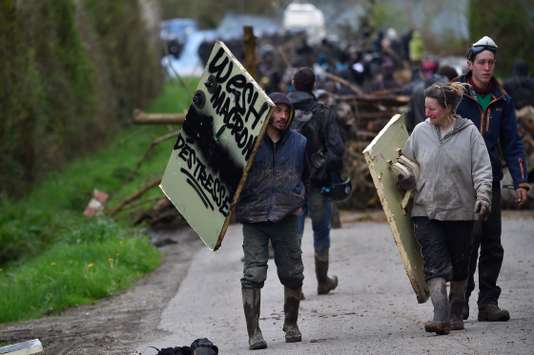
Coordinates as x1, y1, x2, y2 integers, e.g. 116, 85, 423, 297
235, 129, 307, 224
503, 76, 534, 109
456, 73, 528, 190
287, 91, 345, 187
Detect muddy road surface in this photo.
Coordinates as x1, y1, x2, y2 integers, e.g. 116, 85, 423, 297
1, 211, 533, 354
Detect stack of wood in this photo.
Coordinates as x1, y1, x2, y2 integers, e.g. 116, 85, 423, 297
517, 106, 534, 177
107, 102, 534, 229
338, 102, 534, 210
321, 90, 409, 209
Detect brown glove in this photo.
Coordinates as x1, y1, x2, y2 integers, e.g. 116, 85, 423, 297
392, 154, 419, 191
474, 199, 491, 220
398, 172, 416, 190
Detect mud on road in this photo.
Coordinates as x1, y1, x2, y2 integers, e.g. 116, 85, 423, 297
0, 227, 201, 355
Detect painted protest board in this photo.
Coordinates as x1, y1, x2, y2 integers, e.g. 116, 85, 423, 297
363, 114, 429, 303
160, 41, 274, 251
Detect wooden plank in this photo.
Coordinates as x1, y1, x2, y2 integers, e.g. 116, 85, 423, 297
363, 114, 429, 303
243, 26, 257, 80
160, 41, 273, 251
0, 339, 43, 355
132, 109, 186, 124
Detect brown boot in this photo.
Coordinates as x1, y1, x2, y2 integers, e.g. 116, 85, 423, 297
282, 287, 302, 343
449, 281, 466, 330
425, 277, 450, 335
315, 250, 338, 295
478, 304, 510, 322
424, 321, 450, 335
242, 288, 267, 350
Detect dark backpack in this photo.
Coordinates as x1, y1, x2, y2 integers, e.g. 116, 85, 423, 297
291, 102, 342, 186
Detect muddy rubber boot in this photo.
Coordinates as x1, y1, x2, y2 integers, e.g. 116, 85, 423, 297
449, 280, 466, 330
299, 290, 305, 300
242, 288, 267, 350
315, 250, 338, 295
478, 304, 510, 322
462, 300, 469, 320
424, 277, 450, 335
282, 287, 302, 343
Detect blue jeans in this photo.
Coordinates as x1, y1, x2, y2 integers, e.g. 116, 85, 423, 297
297, 187, 332, 254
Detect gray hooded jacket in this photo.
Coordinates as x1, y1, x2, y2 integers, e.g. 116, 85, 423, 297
403, 115, 492, 220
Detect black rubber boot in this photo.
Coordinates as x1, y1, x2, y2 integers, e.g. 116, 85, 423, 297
478, 304, 510, 321
462, 300, 469, 320
315, 250, 338, 295
424, 277, 450, 335
283, 287, 302, 343
449, 280, 466, 330
242, 288, 267, 350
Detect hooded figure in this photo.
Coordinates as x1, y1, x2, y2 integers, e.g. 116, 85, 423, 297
401, 82, 492, 335
236, 92, 307, 350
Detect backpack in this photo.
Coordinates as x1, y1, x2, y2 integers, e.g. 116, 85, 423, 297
291, 102, 342, 186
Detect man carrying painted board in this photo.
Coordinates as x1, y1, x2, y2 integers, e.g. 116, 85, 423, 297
235, 92, 307, 350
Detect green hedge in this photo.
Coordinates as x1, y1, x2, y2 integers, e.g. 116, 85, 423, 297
0, 0, 163, 198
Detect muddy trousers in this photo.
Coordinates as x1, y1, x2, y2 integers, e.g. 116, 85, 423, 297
412, 217, 473, 281
241, 216, 304, 289
466, 184, 504, 306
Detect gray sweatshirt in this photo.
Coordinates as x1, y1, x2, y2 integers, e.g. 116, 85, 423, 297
403, 115, 492, 221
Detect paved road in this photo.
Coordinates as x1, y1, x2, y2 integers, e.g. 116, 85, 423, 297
139, 213, 534, 354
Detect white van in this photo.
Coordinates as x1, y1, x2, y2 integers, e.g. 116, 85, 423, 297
283, 2, 326, 45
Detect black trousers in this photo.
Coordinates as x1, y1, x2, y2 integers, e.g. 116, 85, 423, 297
413, 217, 473, 282
466, 184, 504, 306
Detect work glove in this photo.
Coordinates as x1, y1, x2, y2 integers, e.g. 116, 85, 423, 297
474, 199, 491, 221
397, 172, 416, 191
392, 154, 419, 191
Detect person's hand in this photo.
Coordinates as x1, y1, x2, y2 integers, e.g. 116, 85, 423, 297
292, 207, 304, 216
474, 199, 491, 220
392, 156, 417, 191
397, 173, 416, 190
515, 187, 528, 207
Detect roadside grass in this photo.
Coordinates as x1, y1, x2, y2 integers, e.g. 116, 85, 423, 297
0, 78, 197, 324
0, 219, 159, 323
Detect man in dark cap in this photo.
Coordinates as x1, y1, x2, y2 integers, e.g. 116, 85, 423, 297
235, 92, 307, 349
456, 35, 529, 322
288, 67, 345, 296
405, 64, 458, 133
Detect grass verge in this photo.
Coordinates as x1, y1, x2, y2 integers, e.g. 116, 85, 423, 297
0, 78, 197, 323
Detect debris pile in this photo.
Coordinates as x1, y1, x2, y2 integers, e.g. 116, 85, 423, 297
110, 25, 534, 227
517, 106, 534, 175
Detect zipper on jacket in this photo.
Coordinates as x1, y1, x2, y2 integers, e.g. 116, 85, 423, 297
463, 91, 504, 135
483, 95, 504, 133
268, 140, 277, 219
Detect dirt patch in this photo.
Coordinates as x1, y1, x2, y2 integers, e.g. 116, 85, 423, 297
501, 209, 534, 219
0, 227, 202, 355
339, 209, 387, 224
